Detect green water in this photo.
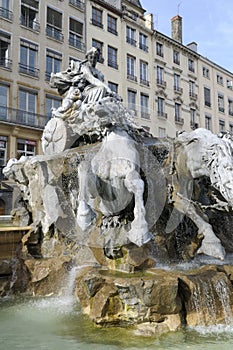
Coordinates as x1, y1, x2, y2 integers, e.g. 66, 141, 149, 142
0, 296, 233, 350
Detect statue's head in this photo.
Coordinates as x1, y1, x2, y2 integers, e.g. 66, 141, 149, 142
85, 47, 100, 67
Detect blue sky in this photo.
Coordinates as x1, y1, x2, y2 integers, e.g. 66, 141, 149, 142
141, 0, 233, 73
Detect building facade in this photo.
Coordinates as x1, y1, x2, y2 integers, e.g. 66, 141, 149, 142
1, 0, 233, 213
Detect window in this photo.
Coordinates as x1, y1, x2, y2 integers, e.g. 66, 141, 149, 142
227, 79, 233, 90
204, 87, 211, 107
218, 94, 224, 113
46, 49, 62, 81
140, 93, 149, 119
189, 80, 196, 98
20, 0, 39, 31
17, 139, 36, 159
18, 89, 37, 126
188, 58, 194, 72
157, 97, 165, 117
174, 74, 180, 91
140, 60, 149, 86
139, 33, 148, 52
205, 114, 212, 130
0, 0, 12, 20
219, 119, 225, 132
108, 82, 118, 93
19, 39, 38, 77
126, 26, 136, 46
127, 55, 136, 81
190, 109, 196, 128
46, 7, 63, 41
217, 74, 223, 85
0, 136, 7, 166
173, 50, 180, 64
108, 46, 118, 69
175, 102, 181, 122
69, 0, 84, 11
156, 42, 163, 57
45, 95, 61, 120
107, 15, 117, 35
203, 66, 209, 78
158, 127, 166, 138
156, 66, 165, 86
0, 31, 11, 69
128, 89, 137, 114
229, 123, 233, 133
69, 18, 84, 51
92, 7, 103, 28
228, 99, 233, 116
92, 39, 103, 63
0, 83, 8, 120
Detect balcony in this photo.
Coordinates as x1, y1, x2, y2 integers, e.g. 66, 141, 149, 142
0, 58, 12, 70
126, 37, 137, 47
91, 19, 103, 29
46, 25, 64, 42
218, 107, 225, 113
174, 86, 183, 94
127, 74, 137, 82
141, 112, 150, 119
156, 79, 166, 88
189, 91, 197, 100
140, 79, 149, 87
190, 121, 199, 129
139, 43, 148, 52
69, 36, 85, 52
20, 16, 40, 32
0, 106, 48, 130
175, 117, 184, 125
69, 0, 85, 11
0, 7, 13, 21
205, 101, 211, 108
229, 110, 233, 117
19, 63, 39, 78
158, 111, 167, 119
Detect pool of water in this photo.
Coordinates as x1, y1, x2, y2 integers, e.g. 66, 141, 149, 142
1, 295, 233, 350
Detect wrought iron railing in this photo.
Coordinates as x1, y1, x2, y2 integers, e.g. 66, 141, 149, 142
0, 7, 13, 20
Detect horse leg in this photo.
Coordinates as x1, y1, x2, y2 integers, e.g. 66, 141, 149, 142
77, 160, 95, 230
124, 169, 152, 246
173, 193, 225, 260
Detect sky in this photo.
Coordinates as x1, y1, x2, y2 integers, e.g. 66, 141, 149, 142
140, 0, 233, 73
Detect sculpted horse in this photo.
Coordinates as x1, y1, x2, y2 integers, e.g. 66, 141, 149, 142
166, 128, 233, 260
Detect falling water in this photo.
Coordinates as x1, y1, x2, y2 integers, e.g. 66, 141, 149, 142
191, 276, 233, 327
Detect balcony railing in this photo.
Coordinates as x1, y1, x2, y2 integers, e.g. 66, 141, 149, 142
158, 111, 167, 119
156, 79, 166, 87
91, 19, 103, 29
218, 107, 225, 113
139, 43, 148, 52
140, 79, 149, 87
229, 110, 233, 117
46, 25, 64, 41
141, 112, 150, 119
126, 37, 137, 46
0, 106, 48, 130
69, 35, 85, 51
189, 91, 197, 100
0, 58, 12, 70
127, 74, 137, 82
175, 117, 184, 125
69, 0, 85, 10
0, 7, 13, 20
174, 86, 183, 94
20, 16, 40, 32
19, 63, 39, 78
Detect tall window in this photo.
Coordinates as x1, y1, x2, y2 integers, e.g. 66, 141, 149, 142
108, 46, 117, 69
92, 39, 103, 63
189, 80, 195, 98
0, 136, 7, 166
128, 89, 137, 114
126, 26, 136, 46
127, 55, 136, 81
45, 95, 61, 120
229, 123, 233, 133
190, 108, 196, 127
218, 94, 224, 113
140, 93, 149, 119
205, 114, 212, 130
0, 31, 11, 68
69, 18, 84, 51
46, 7, 63, 41
140, 60, 149, 86
228, 98, 233, 116
18, 89, 37, 125
17, 139, 36, 159
173, 50, 180, 64
46, 49, 62, 80
174, 74, 180, 91
188, 58, 194, 72
92, 7, 103, 28
219, 119, 225, 132
19, 39, 38, 77
20, 0, 39, 30
0, 0, 12, 20
157, 97, 165, 116
156, 42, 163, 57
203, 66, 209, 78
107, 14, 117, 35
175, 102, 181, 122
108, 82, 118, 93
139, 33, 148, 52
159, 127, 166, 138
204, 87, 211, 107
156, 66, 165, 85
217, 74, 223, 85
0, 84, 8, 120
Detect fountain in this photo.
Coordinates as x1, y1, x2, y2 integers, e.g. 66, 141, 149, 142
2, 47, 233, 336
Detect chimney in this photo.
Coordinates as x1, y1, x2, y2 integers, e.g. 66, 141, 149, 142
171, 15, 182, 43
